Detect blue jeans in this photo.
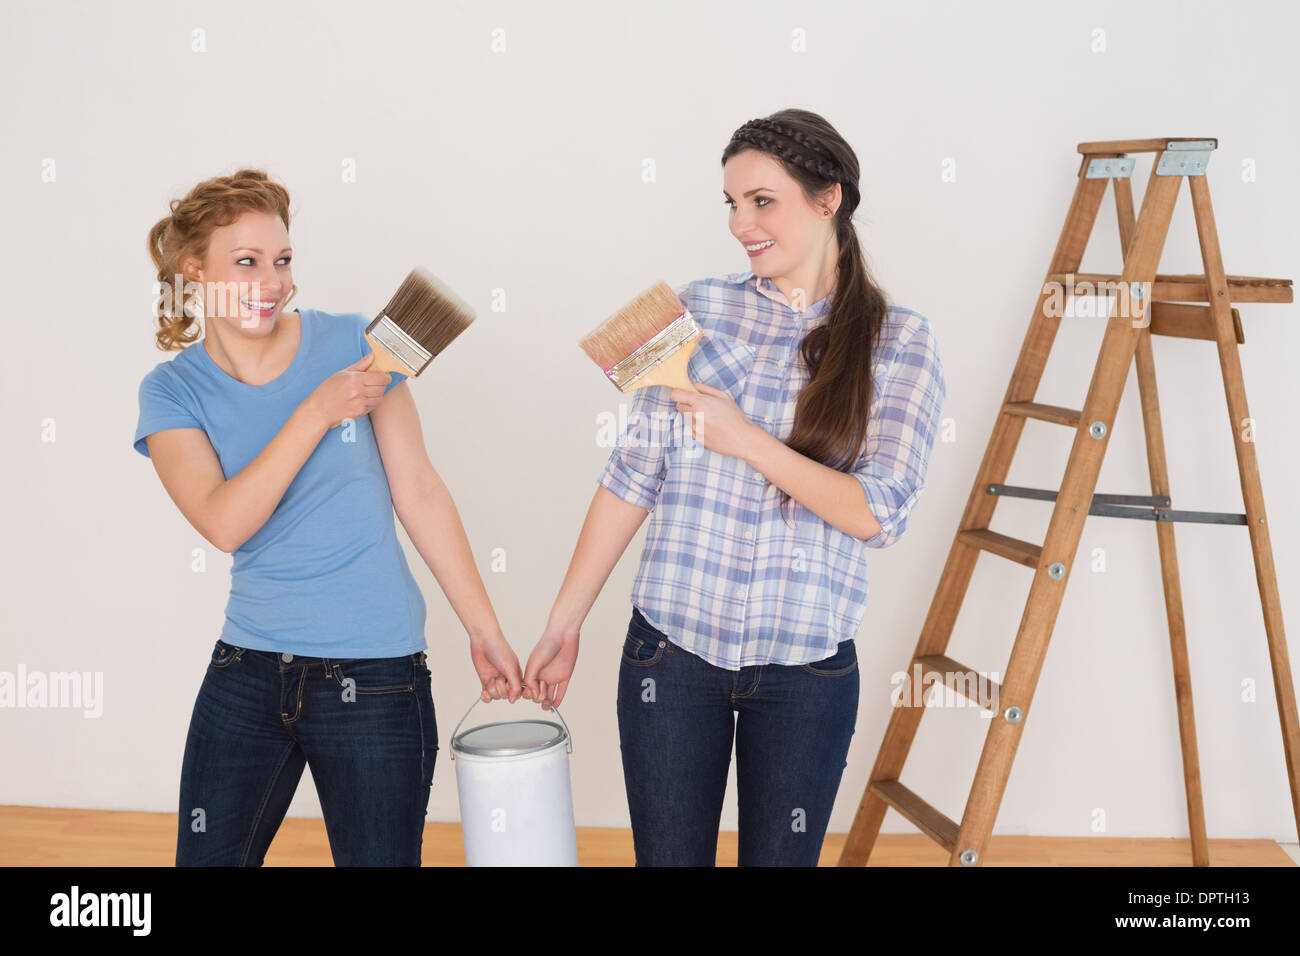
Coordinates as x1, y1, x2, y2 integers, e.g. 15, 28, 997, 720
176, 639, 437, 866
616, 605, 859, 866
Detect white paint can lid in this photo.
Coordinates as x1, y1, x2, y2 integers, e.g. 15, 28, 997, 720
452, 719, 568, 757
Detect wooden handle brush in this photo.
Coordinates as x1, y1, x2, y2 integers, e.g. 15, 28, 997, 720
578, 281, 701, 394
329, 266, 476, 428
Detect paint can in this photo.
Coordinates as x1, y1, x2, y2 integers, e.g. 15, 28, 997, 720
450, 697, 578, 866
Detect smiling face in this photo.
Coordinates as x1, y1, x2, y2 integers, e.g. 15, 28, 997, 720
182, 209, 294, 335
722, 148, 839, 279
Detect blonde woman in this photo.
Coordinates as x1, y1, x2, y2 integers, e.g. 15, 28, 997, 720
524, 109, 947, 866
135, 169, 523, 866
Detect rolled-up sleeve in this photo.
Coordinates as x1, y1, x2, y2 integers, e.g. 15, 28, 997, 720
853, 313, 947, 548
594, 280, 693, 513
597, 382, 671, 511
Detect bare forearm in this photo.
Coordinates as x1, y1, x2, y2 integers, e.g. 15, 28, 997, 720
206, 401, 329, 552
397, 478, 505, 643
743, 424, 881, 540
548, 485, 649, 631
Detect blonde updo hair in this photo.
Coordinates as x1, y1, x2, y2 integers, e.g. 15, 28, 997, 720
147, 168, 297, 351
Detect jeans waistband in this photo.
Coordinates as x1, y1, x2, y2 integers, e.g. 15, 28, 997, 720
244, 647, 329, 665
219, 640, 424, 668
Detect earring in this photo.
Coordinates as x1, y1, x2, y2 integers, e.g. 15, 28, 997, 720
184, 279, 205, 321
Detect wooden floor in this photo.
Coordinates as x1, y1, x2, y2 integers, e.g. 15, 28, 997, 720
1, 806, 1294, 866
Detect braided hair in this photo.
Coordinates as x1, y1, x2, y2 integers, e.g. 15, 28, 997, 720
722, 109, 889, 527
729, 117, 846, 184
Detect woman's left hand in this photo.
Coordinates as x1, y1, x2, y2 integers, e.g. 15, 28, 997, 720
670, 381, 763, 461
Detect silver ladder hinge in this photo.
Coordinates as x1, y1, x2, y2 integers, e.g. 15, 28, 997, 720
1085, 156, 1135, 179
1156, 140, 1216, 176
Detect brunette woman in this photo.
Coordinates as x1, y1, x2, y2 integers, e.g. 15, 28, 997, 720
523, 110, 947, 866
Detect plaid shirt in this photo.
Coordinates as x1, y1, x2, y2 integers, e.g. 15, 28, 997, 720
597, 269, 947, 670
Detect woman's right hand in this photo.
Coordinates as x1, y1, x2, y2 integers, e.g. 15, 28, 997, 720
308, 351, 392, 429
523, 620, 581, 711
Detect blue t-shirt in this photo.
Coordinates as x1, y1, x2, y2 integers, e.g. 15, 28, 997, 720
133, 308, 427, 658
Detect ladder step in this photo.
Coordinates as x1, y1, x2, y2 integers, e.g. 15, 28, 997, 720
869, 779, 960, 852
1150, 302, 1244, 343
1045, 272, 1293, 304
914, 654, 1002, 711
1076, 136, 1218, 154
957, 528, 1042, 568
1003, 401, 1081, 427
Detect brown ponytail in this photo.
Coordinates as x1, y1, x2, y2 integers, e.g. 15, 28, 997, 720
721, 109, 889, 524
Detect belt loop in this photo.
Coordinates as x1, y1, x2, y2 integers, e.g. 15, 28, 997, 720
322, 658, 331, 679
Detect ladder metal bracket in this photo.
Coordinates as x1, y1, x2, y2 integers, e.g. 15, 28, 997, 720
1156, 140, 1215, 176
1085, 156, 1135, 179
985, 483, 1247, 524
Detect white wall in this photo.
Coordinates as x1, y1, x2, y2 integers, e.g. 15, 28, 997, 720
2, 0, 1297, 844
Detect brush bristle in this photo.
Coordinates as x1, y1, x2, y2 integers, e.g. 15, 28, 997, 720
578, 281, 687, 371
382, 267, 476, 359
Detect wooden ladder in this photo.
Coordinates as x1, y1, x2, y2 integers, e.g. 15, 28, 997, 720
838, 137, 1299, 867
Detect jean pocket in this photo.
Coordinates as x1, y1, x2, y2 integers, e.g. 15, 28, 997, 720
622, 629, 666, 667
330, 656, 415, 695
800, 639, 857, 677
209, 640, 244, 669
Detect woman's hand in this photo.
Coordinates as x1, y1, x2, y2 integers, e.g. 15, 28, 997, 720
305, 351, 392, 429
522, 620, 580, 711
669, 381, 764, 461
469, 633, 525, 703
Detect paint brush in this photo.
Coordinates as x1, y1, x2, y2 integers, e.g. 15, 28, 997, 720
578, 281, 701, 394
330, 266, 476, 427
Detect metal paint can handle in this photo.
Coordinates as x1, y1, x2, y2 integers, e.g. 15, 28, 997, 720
449, 693, 572, 760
